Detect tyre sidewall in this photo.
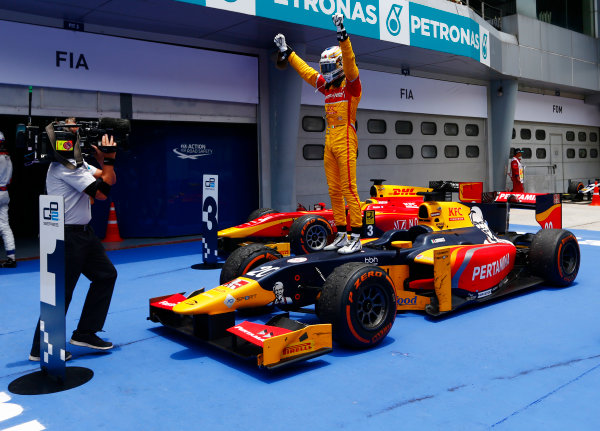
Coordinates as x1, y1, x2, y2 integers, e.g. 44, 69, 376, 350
220, 244, 282, 284
322, 264, 396, 348
289, 215, 333, 255
530, 229, 580, 286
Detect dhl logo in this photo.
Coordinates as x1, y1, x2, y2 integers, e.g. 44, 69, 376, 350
281, 341, 314, 358
392, 188, 415, 196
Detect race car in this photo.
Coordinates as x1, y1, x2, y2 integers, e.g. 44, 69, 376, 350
217, 179, 433, 256
149, 188, 579, 369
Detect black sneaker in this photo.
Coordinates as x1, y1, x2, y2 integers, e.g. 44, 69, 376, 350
70, 332, 113, 350
1, 258, 16, 268
29, 351, 72, 362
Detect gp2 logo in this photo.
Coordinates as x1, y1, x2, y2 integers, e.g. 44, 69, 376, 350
43, 201, 60, 221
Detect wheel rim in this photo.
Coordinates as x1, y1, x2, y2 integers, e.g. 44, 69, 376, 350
304, 224, 329, 251
356, 284, 389, 330
560, 241, 579, 275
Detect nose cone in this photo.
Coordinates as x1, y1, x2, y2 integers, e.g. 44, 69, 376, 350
172, 277, 275, 315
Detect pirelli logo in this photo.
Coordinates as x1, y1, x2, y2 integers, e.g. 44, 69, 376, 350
281, 341, 314, 358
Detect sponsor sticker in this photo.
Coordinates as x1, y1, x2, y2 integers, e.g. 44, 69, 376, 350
287, 257, 308, 263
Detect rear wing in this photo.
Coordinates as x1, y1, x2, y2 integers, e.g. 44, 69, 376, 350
456, 181, 562, 231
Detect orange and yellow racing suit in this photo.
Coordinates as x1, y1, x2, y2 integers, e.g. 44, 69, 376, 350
288, 38, 362, 231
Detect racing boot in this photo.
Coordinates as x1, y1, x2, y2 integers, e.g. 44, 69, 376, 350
324, 231, 349, 251
338, 234, 362, 254
1, 257, 16, 268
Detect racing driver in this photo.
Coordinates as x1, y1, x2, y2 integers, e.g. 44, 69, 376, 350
274, 13, 363, 254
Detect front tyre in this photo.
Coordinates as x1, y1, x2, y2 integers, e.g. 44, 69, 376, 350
318, 263, 396, 348
288, 214, 333, 255
219, 243, 282, 284
529, 229, 580, 287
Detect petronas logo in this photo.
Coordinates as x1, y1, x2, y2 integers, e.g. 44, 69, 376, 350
482, 33, 488, 59
386, 4, 403, 36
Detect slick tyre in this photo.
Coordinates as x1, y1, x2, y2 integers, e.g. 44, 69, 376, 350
219, 243, 283, 284
288, 214, 333, 255
567, 181, 584, 201
247, 208, 277, 222
318, 263, 397, 348
529, 229, 580, 287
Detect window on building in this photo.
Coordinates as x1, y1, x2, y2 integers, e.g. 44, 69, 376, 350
591, 148, 598, 158
536, 148, 547, 159
535, 129, 546, 140
579, 148, 587, 158
466, 145, 480, 158
444, 123, 459, 136
520, 129, 532, 140
566, 148, 575, 158
578, 131, 587, 142
522, 148, 532, 159
590, 132, 598, 142
421, 122, 437, 135
465, 124, 479, 136
367, 119, 386, 134
303, 144, 324, 160
566, 131, 575, 141
302, 116, 325, 132
512, 128, 516, 139
444, 145, 459, 158
396, 145, 413, 159
368, 145, 387, 159
421, 145, 437, 158
395, 120, 413, 134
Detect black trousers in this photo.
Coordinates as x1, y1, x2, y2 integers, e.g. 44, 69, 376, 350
31, 225, 117, 351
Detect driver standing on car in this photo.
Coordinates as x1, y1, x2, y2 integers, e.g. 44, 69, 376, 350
274, 13, 363, 254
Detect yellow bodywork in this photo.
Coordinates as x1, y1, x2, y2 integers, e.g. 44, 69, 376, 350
370, 184, 432, 199
418, 201, 474, 231
258, 324, 332, 368
218, 218, 294, 238
172, 277, 274, 315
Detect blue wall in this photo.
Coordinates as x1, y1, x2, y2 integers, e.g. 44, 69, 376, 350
92, 120, 258, 238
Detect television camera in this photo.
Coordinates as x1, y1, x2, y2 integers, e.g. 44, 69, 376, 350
17, 118, 131, 165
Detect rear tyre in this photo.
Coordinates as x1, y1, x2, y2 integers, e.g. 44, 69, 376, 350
567, 181, 584, 201
247, 208, 277, 222
288, 214, 333, 255
529, 229, 580, 287
219, 243, 283, 284
318, 263, 396, 348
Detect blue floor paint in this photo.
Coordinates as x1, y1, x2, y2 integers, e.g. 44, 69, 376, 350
1, 227, 598, 430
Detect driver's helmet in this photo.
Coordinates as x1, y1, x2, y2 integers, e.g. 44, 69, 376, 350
320, 46, 344, 83
0, 131, 6, 152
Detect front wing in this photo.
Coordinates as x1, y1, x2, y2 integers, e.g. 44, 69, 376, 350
148, 293, 332, 369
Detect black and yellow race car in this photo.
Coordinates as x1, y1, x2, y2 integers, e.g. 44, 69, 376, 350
149, 187, 579, 369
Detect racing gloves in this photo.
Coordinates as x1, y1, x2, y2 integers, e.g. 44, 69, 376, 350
274, 33, 293, 69
333, 13, 348, 41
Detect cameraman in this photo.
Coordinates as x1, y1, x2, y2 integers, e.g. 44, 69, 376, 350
29, 118, 118, 361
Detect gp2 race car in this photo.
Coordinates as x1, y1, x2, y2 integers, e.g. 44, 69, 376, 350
149, 187, 579, 369
217, 179, 433, 256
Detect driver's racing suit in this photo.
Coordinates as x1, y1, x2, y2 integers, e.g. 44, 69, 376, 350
288, 38, 362, 231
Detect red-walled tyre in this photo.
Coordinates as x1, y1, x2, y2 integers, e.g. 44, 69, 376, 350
288, 214, 333, 255
219, 243, 282, 284
318, 263, 397, 348
529, 229, 580, 287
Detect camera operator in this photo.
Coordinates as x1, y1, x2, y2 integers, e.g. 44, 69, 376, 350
29, 117, 118, 361
0, 131, 16, 268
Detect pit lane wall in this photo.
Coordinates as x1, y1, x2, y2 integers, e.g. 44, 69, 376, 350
179, 0, 491, 67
